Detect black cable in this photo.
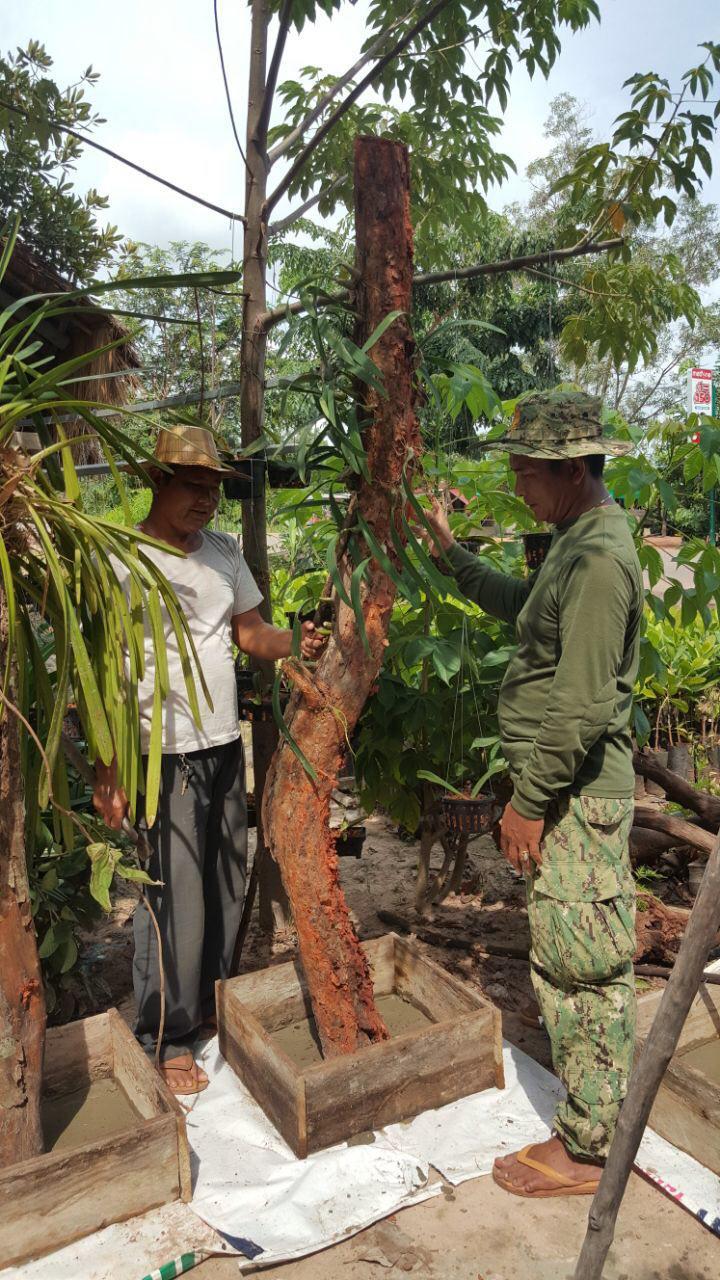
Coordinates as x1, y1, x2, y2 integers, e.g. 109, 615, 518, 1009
213, 0, 250, 172
0, 94, 245, 224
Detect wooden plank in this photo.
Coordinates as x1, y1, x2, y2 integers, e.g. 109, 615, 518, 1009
43, 1012, 113, 1098
303, 1008, 497, 1153
637, 983, 720, 1049
635, 987, 720, 1176
0, 1115, 181, 1268
361, 934, 396, 997
109, 1009, 176, 1119
393, 934, 488, 1021
108, 1010, 192, 1199
217, 983, 304, 1155
221, 938, 395, 1032
220, 962, 314, 1030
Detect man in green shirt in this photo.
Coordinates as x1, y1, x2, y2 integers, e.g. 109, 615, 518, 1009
424, 390, 643, 1198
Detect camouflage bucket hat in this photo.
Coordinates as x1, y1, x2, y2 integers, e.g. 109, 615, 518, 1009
482, 390, 633, 460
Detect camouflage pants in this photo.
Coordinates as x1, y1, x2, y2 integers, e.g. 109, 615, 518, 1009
526, 794, 636, 1161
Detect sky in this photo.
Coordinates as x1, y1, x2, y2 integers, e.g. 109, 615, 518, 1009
4, 0, 719, 257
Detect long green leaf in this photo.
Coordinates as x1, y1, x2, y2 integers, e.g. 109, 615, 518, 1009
272, 670, 317, 781
350, 557, 372, 657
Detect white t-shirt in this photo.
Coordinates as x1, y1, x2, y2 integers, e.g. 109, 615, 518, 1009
112, 530, 263, 753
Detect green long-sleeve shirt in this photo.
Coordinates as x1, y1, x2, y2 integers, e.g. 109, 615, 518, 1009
447, 503, 644, 821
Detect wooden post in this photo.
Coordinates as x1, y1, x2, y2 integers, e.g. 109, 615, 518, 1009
574, 831, 720, 1279
238, 0, 292, 954
263, 136, 422, 1056
0, 592, 46, 1162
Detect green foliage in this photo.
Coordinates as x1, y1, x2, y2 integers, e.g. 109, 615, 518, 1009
0, 222, 240, 839
268, 1, 603, 267
0, 41, 121, 280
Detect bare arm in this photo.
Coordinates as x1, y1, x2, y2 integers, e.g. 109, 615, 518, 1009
232, 608, 326, 662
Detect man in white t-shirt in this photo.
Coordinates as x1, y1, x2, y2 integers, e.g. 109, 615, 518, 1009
93, 425, 325, 1094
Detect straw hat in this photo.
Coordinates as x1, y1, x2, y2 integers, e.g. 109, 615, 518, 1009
151, 424, 235, 473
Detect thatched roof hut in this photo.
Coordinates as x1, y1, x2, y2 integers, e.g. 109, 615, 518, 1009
2, 239, 139, 462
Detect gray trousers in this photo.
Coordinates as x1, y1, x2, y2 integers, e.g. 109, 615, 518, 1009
134, 736, 247, 1061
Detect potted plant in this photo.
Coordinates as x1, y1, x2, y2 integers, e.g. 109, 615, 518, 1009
223, 457, 266, 501
336, 825, 366, 857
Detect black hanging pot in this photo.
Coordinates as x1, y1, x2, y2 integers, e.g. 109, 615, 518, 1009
441, 793, 497, 836
223, 457, 266, 501
523, 532, 553, 572
238, 691, 288, 723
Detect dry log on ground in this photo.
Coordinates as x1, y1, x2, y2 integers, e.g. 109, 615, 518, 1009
263, 138, 421, 1057
633, 750, 720, 826
632, 805, 716, 855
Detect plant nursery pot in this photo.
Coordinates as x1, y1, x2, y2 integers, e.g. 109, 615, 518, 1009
238, 692, 288, 723
523, 531, 553, 571
0, 1009, 190, 1268
336, 824, 366, 858
441, 792, 498, 836
216, 933, 504, 1159
667, 742, 694, 783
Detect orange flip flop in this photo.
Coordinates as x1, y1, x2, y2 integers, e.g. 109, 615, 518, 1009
493, 1145, 601, 1198
158, 1053, 210, 1096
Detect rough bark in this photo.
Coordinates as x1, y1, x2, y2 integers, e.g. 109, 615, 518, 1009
0, 592, 46, 1162
633, 748, 720, 827
263, 137, 421, 1057
238, 0, 292, 952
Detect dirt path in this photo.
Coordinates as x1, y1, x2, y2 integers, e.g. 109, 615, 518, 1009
193, 1170, 717, 1279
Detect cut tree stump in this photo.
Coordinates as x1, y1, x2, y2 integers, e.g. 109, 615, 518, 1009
263, 137, 422, 1057
217, 934, 504, 1158
0, 1009, 190, 1268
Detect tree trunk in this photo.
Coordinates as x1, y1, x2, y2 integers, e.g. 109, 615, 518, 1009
263, 136, 421, 1056
239, 0, 292, 951
0, 592, 46, 1162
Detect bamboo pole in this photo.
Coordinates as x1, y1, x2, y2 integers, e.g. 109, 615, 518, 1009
574, 831, 720, 1279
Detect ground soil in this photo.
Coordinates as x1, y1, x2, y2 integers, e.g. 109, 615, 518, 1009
74, 815, 718, 1280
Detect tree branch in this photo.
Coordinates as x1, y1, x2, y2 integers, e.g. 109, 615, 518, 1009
265, 0, 455, 214
259, 289, 351, 334
268, 176, 344, 237
254, 0, 293, 149
267, 2, 424, 166
413, 237, 624, 287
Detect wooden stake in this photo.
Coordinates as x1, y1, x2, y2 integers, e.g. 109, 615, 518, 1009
574, 831, 720, 1279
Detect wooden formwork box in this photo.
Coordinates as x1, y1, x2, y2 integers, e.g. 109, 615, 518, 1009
217, 932, 504, 1158
0, 1009, 191, 1268
636, 980, 720, 1176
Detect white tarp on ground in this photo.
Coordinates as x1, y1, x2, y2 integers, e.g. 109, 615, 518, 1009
5, 1034, 719, 1279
